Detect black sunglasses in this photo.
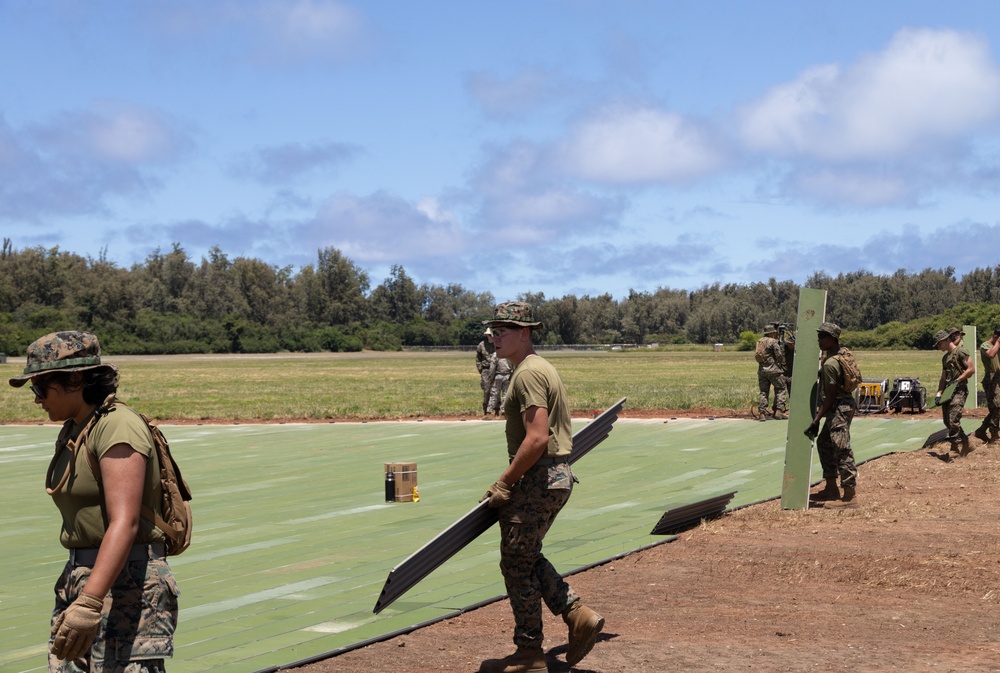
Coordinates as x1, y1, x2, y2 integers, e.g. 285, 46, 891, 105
30, 381, 49, 400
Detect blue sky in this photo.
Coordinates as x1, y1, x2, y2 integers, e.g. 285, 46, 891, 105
3, 1, 1000, 301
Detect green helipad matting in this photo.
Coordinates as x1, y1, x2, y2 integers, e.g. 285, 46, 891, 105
0, 415, 952, 673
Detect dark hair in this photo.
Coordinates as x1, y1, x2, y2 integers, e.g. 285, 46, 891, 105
40, 368, 119, 405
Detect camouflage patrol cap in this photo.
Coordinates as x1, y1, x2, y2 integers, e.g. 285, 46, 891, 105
816, 322, 841, 339
933, 329, 952, 346
485, 301, 543, 329
8, 331, 117, 387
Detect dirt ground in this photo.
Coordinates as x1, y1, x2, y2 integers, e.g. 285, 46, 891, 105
296, 415, 1000, 673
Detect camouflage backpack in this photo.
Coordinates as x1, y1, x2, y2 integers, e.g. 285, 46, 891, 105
754, 337, 769, 364
832, 347, 863, 394
49, 395, 193, 556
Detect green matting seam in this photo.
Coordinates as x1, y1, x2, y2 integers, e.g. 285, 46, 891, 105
0, 416, 949, 673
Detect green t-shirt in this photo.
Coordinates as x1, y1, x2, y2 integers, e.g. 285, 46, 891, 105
819, 350, 853, 402
49, 404, 164, 548
503, 355, 573, 459
942, 345, 971, 384
981, 340, 1000, 375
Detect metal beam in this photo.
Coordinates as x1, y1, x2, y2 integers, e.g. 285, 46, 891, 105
373, 397, 627, 614
649, 491, 737, 535
781, 287, 827, 510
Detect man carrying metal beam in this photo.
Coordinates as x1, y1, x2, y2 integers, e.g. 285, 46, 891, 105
480, 301, 604, 673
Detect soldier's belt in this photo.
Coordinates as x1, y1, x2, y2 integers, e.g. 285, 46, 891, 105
506, 455, 569, 466
68, 542, 166, 567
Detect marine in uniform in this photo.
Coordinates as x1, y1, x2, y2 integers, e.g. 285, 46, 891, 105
806, 322, 859, 508
934, 328, 975, 459
9, 331, 179, 672
756, 323, 787, 419
974, 326, 1000, 443
477, 329, 496, 415
480, 302, 603, 673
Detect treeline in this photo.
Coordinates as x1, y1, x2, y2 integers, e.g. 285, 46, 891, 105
3, 238, 1000, 355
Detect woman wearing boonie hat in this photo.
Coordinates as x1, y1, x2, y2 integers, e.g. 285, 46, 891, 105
10, 331, 179, 671
933, 328, 975, 460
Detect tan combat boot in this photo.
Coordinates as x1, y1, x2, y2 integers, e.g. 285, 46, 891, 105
959, 432, 974, 457
563, 602, 604, 666
825, 485, 859, 509
482, 645, 548, 673
809, 479, 840, 502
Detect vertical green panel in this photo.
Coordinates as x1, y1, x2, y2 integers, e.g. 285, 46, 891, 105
965, 325, 977, 409
781, 287, 827, 510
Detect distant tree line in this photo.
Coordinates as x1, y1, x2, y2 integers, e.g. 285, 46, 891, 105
2, 238, 1000, 355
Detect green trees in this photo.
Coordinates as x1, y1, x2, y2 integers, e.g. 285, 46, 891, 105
1, 237, 998, 354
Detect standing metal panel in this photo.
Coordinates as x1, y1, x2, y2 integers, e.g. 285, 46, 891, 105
781, 288, 827, 510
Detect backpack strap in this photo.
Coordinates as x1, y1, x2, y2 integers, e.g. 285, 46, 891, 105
44, 420, 79, 496
82, 400, 185, 550
44, 394, 117, 496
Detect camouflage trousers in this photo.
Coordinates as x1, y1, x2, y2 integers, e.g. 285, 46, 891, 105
487, 374, 510, 415
816, 398, 857, 488
942, 385, 969, 445
758, 370, 787, 414
480, 371, 493, 413
983, 375, 1000, 432
498, 462, 579, 649
50, 555, 178, 673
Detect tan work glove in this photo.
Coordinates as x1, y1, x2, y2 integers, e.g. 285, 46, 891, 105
50, 592, 105, 661
480, 480, 511, 508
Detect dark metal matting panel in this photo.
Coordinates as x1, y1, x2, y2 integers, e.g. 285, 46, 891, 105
649, 491, 737, 535
373, 397, 627, 614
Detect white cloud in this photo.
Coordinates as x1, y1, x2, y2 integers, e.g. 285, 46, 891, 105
739, 28, 1000, 162
555, 104, 729, 184
149, 0, 370, 66
464, 66, 566, 118
415, 196, 452, 223
0, 104, 191, 221
307, 191, 470, 263
749, 221, 1000, 283
242, 0, 367, 64
230, 140, 362, 184
82, 103, 187, 164
468, 140, 627, 239
789, 168, 913, 207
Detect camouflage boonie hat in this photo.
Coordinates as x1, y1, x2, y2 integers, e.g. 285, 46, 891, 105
933, 329, 952, 346
948, 326, 964, 338
762, 322, 778, 334
8, 331, 117, 388
816, 322, 841, 339
485, 301, 543, 329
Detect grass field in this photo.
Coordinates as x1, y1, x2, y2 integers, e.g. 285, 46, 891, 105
0, 414, 948, 673
0, 347, 949, 423
0, 346, 961, 673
